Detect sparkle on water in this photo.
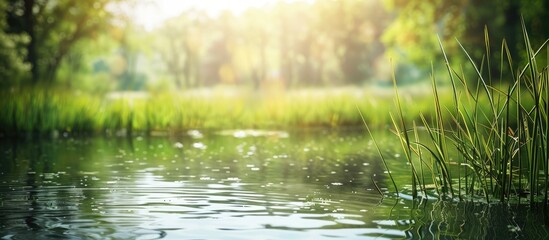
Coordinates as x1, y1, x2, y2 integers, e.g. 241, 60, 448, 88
0, 129, 548, 239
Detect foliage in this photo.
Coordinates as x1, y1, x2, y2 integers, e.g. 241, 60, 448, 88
0, 1, 28, 86
4, 0, 116, 83
382, 0, 549, 77
382, 0, 465, 65
147, 0, 391, 89
2, 0, 547, 91
154, 10, 208, 89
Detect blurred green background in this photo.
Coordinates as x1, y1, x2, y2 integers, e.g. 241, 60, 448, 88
0, 0, 547, 133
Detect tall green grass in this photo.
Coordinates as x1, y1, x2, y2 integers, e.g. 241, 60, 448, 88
391, 22, 548, 203
0, 86, 449, 136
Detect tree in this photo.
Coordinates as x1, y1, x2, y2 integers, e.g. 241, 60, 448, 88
156, 11, 207, 89
313, 0, 390, 85
5, 0, 116, 84
238, 8, 273, 89
0, 1, 28, 87
382, 0, 549, 78
462, 0, 549, 68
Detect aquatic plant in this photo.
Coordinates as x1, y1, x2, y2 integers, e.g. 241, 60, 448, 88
390, 20, 548, 203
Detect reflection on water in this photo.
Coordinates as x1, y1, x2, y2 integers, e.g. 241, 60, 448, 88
0, 129, 548, 239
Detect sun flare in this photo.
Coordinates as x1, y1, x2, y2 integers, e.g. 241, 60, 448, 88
131, 0, 312, 30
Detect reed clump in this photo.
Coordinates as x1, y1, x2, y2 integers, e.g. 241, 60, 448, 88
391, 22, 548, 204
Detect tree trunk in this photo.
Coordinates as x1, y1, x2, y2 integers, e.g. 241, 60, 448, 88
184, 43, 192, 88
258, 36, 267, 89
24, 0, 38, 83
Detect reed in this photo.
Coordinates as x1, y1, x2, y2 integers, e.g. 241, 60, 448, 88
390, 21, 548, 203
358, 107, 399, 197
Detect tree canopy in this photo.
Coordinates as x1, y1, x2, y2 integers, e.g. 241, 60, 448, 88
0, 0, 547, 90
384, 0, 549, 71
4, 0, 115, 84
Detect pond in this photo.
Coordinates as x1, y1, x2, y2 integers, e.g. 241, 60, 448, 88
1, 129, 548, 239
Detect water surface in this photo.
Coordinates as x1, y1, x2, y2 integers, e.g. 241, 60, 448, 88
0, 129, 548, 239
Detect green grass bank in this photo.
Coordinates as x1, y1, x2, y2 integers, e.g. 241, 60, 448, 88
0, 85, 453, 136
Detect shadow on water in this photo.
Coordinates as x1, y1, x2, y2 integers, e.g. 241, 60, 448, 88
0, 129, 548, 239
405, 199, 549, 239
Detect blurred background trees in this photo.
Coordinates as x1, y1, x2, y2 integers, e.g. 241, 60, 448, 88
0, 1, 28, 88
384, 0, 548, 81
0, 0, 547, 92
4, 0, 116, 85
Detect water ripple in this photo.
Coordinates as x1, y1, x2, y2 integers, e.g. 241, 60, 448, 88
0, 179, 389, 239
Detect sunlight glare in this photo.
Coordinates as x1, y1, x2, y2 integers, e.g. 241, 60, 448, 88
133, 0, 313, 30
